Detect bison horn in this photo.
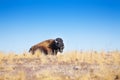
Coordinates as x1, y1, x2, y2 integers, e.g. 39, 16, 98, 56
55, 39, 58, 43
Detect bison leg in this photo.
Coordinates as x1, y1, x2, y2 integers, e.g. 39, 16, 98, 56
38, 47, 48, 55
46, 48, 52, 55
52, 50, 58, 55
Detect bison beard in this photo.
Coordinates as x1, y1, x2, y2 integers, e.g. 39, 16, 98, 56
29, 38, 64, 55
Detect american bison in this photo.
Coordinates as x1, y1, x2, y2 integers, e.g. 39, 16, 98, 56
29, 38, 64, 55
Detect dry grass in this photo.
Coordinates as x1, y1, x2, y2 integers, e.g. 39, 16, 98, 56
0, 50, 120, 80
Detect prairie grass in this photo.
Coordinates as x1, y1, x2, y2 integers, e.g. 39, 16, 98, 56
0, 50, 120, 80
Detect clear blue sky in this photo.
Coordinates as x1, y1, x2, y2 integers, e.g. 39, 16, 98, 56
0, 0, 120, 53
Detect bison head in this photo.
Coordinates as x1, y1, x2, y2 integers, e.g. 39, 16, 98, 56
54, 38, 64, 53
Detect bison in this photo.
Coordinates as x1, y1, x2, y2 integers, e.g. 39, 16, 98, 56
29, 38, 64, 55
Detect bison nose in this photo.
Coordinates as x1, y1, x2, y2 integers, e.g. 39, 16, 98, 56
59, 48, 63, 53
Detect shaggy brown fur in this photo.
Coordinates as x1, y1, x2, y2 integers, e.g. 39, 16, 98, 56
29, 38, 64, 55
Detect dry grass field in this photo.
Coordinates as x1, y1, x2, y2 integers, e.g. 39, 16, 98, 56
0, 50, 120, 80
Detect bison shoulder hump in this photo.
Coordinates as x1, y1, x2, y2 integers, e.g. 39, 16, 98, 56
36, 39, 54, 47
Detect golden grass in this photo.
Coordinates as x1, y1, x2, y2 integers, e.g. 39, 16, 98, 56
0, 50, 120, 80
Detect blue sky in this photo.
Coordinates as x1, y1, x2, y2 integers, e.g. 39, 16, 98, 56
0, 0, 120, 53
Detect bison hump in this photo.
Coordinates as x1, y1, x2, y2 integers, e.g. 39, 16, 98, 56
36, 39, 54, 47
